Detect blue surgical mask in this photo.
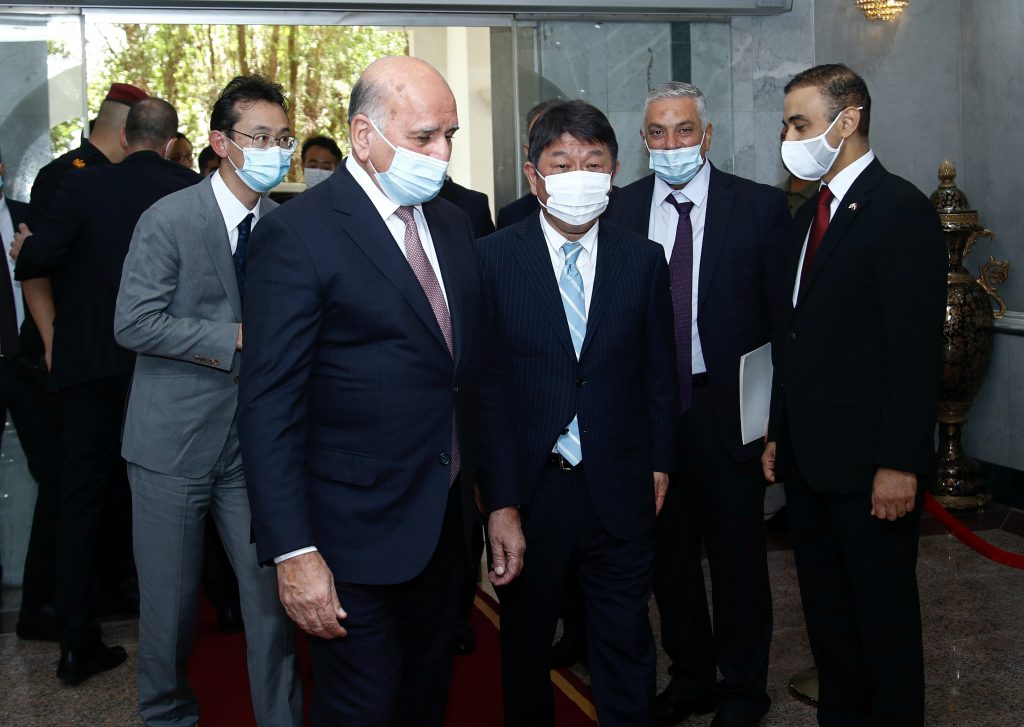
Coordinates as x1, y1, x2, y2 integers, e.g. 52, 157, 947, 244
226, 137, 293, 193
368, 119, 449, 206
646, 129, 706, 186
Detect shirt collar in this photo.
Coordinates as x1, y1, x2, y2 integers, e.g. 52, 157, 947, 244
346, 155, 422, 223
211, 167, 260, 230
539, 210, 599, 260
653, 158, 711, 209
822, 149, 875, 204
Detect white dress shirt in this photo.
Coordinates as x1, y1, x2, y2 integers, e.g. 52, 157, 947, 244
211, 169, 261, 252
792, 149, 875, 306
539, 210, 599, 319
0, 196, 24, 329
344, 155, 449, 306
647, 161, 711, 375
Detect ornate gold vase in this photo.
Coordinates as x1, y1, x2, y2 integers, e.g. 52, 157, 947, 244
930, 160, 1010, 510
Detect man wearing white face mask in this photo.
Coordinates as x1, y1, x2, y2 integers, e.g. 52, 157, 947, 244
606, 81, 790, 727
477, 99, 679, 727
763, 64, 945, 727
237, 56, 523, 726
115, 76, 303, 727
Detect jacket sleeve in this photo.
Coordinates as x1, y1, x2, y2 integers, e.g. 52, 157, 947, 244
645, 251, 681, 472
14, 175, 85, 280
114, 203, 238, 371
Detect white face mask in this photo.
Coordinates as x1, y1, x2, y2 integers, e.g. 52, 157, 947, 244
304, 167, 333, 188
535, 169, 612, 226
780, 106, 862, 181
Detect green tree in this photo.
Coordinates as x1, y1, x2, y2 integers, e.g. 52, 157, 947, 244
55, 22, 407, 178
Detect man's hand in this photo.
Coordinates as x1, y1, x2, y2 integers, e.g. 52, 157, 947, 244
871, 468, 917, 521
11, 223, 31, 261
236, 324, 243, 351
761, 441, 777, 483
275, 550, 347, 639
653, 471, 669, 516
487, 506, 525, 587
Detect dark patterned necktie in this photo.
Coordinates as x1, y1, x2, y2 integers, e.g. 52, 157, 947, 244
233, 213, 254, 302
664, 194, 694, 413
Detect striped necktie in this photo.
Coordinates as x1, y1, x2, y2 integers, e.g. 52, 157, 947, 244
556, 241, 585, 465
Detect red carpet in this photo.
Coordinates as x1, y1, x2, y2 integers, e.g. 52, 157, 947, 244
187, 591, 597, 726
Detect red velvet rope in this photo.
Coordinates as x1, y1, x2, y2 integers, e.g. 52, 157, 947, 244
923, 492, 1024, 570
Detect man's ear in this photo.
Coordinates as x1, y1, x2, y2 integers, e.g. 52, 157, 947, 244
210, 129, 230, 160
703, 123, 714, 156
524, 161, 541, 197
349, 115, 373, 163
610, 159, 621, 185
840, 108, 861, 140
120, 128, 128, 151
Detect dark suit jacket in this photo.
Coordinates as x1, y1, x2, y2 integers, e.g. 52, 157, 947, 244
4, 198, 44, 361
496, 192, 539, 230
476, 213, 679, 541
438, 177, 495, 238
605, 166, 792, 461
768, 158, 946, 493
27, 139, 110, 229
238, 160, 516, 583
15, 150, 201, 389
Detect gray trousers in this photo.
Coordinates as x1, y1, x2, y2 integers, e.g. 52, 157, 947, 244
129, 426, 302, 727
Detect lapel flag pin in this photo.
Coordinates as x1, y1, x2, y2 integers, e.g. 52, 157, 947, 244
848, 202, 858, 212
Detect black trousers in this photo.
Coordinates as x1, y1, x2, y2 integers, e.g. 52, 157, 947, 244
783, 438, 924, 727
55, 374, 131, 650
307, 483, 464, 727
653, 384, 772, 719
499, 465, 656, 727
0, 357, 60, 610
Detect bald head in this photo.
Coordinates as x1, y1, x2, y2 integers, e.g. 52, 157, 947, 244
348, 55, 455, 133
125, 98, 179, 152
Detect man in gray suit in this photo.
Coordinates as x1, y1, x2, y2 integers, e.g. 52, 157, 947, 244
114, 76, 302, 727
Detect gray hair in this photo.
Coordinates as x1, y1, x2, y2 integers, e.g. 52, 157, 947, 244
644, 82, 708, 130
347, 76, 389, 131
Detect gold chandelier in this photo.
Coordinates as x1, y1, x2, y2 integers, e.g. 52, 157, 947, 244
855, 0, 910, 21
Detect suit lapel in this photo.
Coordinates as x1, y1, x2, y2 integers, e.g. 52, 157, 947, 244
697, 165, 735, 313
330, 163, 450, 355
796, 159, 885, 309
423, 200, 464, 369
510, 214, 577, 360
623, 175, 656, 236
198, 179, 242, 320
580, 221, 624, 357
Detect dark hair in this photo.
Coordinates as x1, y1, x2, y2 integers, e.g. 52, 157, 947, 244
301, 135, 343, 163
525, 99, 560, 130
527, 100, 618, 167
210, 75, 288, 133
784, 63, 871, 138
125, 98, 178, 147
197, 145, 218, 170
175, 131, 190, 143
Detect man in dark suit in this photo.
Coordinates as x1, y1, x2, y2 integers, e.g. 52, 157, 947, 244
238, 56, 523, 727
763, 64, 946, 727
438, 176, 495, 238
0, 151, 61, 641
15, 98, 201, 685
478, 100, 679, 727
606, 82, 790, 727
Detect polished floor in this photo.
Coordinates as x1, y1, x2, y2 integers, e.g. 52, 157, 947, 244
2, 509, 1023, 726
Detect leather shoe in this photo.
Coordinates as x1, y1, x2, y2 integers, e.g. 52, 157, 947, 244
454, 620, 476, 655
57, 640, 128, 686
16, 605, 60, 642
549, 630, 587, 669
656, 683, 715, 727
710, 711, 761, 727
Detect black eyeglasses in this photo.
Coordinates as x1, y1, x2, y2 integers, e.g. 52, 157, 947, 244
226, 129, 298, 151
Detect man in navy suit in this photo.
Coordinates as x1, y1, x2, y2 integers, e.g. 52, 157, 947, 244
478, 100, 679, 727
605, 82, 790, 727
763, 63, 945, 727
238, 56, 524, 727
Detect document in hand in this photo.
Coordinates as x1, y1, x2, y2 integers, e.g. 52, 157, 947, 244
739, 342, 773, 445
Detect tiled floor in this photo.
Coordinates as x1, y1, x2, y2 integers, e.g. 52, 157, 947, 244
3, 517, 1023, 726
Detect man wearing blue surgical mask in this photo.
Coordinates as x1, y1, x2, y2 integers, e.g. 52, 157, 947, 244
115, 75, 303, 727
237, 56, 523, 727
606, 82, 791, 727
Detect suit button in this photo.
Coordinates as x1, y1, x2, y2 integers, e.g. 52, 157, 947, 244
194, 355, 202, 363
561, 427, 570, 435
576, 377, 585, 387
787, 331, 797, 341
452, 385, 459, 394
439, 453, 451, 466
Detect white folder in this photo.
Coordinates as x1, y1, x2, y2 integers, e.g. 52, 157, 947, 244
739, 342, 773, 445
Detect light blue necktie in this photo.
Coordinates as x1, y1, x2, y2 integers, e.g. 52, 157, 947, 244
556, 241, 586, 465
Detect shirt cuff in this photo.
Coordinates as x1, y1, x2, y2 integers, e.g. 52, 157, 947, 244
273, 546, 318, 564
